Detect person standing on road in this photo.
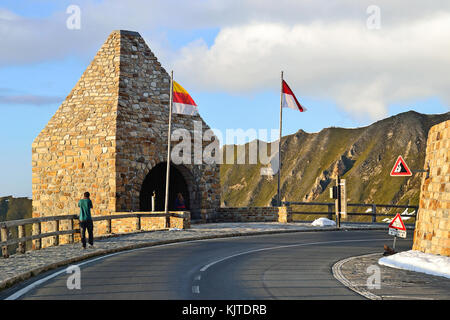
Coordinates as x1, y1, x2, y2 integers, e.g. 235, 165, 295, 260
78, 192, 94, 249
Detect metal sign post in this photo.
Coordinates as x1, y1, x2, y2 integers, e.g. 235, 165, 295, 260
388, 213, 407, 250
340, 179, 347, 220
335, 177, 347, 228
336, 176, 341, 228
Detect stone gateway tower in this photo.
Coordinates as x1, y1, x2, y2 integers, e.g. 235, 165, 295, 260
32, 30, 221, 237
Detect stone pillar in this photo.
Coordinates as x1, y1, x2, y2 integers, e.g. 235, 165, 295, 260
277, 206, 293, 223
413, 120, 450, 256
169, 212, 191, 229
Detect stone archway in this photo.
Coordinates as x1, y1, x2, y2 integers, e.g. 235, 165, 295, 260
139, 162, 192, 212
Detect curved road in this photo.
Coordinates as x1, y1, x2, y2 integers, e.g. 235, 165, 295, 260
4, 230, 413, 300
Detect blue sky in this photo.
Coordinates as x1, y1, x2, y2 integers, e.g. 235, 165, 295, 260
1, 1, 449, 197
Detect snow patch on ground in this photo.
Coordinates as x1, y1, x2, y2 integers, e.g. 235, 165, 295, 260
311, 218, 336, 227
379, 250, 450, 279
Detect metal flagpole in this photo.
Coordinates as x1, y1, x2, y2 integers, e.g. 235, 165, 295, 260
277, 71, 284, 206
164, 70, 174, 223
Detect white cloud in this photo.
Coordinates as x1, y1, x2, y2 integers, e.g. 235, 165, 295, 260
1, 1, 450, 120
172, 13, 450, 120
2, 0, 450, 65
0, 7, 103, 65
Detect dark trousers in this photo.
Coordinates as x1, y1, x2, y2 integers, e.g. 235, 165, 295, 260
80, 219, 94, 248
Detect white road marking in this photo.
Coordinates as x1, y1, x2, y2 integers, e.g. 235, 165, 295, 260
194, 274, 201, 281
199, 238, 389, 272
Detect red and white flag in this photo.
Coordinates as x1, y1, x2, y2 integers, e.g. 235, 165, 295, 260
282, 80, 306, 112
172, 81, 198, 115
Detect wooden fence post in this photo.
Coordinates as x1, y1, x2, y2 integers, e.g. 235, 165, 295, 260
17, 225, 25, 254
68, 219, 74, 243
1, 226, 9, 258
33, 222, 41, 250
106, 219, 112, 234
53, 220, 60, 246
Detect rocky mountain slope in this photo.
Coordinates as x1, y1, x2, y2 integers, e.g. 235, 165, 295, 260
220, 111, 450, 209
0, 196, 31, 222
0, 196, 32, 254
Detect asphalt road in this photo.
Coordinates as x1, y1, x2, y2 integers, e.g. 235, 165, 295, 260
3, 230, 413, 300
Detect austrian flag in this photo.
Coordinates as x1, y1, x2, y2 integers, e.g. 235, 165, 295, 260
282, 80, 306, 112
172, 81, 198, 115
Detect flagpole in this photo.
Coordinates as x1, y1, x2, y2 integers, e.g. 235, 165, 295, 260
277, 70, 283, 207
164, 70, 174, 221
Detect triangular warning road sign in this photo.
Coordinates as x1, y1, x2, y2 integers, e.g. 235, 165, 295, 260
388, 213, 406, 231
390, 156, 412, 176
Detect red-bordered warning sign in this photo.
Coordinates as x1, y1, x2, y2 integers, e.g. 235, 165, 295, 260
388, 213, 407, 238
390, 156, 412, 177
388, 213, 406, 231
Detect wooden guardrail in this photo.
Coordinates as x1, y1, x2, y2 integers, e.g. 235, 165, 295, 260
283, 201, 418, 223
0, 212, 189, 258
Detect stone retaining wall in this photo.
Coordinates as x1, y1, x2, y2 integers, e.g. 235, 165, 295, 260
413, 120, 450, 256
202, 207, 293, 223
110, 212, 190, 233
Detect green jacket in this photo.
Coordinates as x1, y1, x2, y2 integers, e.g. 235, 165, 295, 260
78, 199, 93, 221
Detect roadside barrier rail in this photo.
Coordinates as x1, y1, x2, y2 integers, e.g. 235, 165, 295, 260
283, 201, 418, 223
0, 212, 188, 258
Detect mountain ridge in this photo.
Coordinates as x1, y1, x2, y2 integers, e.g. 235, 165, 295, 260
220, 111, 450, 209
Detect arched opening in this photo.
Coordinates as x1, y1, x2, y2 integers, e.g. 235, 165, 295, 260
139, 162, 190, 211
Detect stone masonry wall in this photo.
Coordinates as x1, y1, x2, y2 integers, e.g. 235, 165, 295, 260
209, 207, 292, 223
108, 212, 190, 233
32, 31, 120, 246
114, 31, 220, 214
413, 120, 450, 256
